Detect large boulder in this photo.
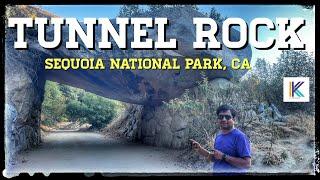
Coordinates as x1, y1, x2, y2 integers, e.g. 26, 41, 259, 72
6, 6, 252, 106
4, 5, 252, 159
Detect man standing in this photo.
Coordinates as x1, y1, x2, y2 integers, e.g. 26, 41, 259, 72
190, 104, 251, 173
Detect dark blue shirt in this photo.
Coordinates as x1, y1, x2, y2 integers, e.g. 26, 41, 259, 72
212, 128, 251, 173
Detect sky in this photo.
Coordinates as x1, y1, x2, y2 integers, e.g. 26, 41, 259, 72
40, 5, 315, 66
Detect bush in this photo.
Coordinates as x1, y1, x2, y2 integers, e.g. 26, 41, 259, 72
42, 118, 55, 127
60, 117, 69, 122
41, 81, 66, 122
262, 152, 284, 166
66, 92, 117, 129
42, 81, 120, 129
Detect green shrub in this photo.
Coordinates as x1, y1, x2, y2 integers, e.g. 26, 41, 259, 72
42, 118, 55, 127
66, 92, 117, 129
41, 81, 66, 123
59, 117, 68, 122
42, 81, 120, 129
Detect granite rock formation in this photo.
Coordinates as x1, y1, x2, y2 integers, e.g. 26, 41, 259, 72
4, 5, 252, 164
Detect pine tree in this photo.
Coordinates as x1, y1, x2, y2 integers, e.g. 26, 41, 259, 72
148, 5, 164, 12
209, 7, 225, 23
118, 5, 143, 17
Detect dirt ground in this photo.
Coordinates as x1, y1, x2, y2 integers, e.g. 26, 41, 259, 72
4, 129, 315, 178
5, 131, 197, 177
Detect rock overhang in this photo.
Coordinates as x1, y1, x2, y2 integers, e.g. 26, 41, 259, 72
5, 6, 252, 106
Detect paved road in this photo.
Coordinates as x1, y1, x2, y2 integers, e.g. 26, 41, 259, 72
7, 131, 199, 175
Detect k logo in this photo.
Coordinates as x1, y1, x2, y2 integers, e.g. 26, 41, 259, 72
283, 77, 309, 102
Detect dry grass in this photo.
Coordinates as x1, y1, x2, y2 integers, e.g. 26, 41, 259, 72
262, 151, 285, 166
285, 112, 315, 138
164, 77, 315, 172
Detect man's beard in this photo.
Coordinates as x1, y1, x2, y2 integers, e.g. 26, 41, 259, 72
221, 125, 233, 131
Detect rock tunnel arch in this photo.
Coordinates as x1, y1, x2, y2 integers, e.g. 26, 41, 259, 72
4, 6, 252, 168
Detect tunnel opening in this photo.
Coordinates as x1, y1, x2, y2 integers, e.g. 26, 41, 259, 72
40, 80, 126, 134
8, 80, 197, 174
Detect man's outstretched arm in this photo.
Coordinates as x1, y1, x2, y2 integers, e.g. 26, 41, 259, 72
189, 139, 213, 161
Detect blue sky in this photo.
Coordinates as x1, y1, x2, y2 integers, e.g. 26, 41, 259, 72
40, 5, 315, 66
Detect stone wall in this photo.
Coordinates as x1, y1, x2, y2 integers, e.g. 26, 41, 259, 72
5, 42, 45, 169
122, 78, 233, 149
122, 104, 192, 149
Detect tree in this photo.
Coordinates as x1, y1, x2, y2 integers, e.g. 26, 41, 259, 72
246, 50, 315, 114
254, 58, 271, 83
66, 100, 85, 120
59, 84, 78, 102
66, 92, 117, 129
301, 5, 313, 10
209, 7, 224, 23
148, 4, 199, 14
118, 5, 143, 17
187, 5, 199, 11
252, 58, 273, 103
42, 81, 66, 122
274, 50, 314, 78
148, 5, 164, 12
270, 50, 315, 113
82, 93, 116, 129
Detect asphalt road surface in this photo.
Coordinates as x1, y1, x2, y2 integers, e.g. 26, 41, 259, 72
7, 131, 200, 176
